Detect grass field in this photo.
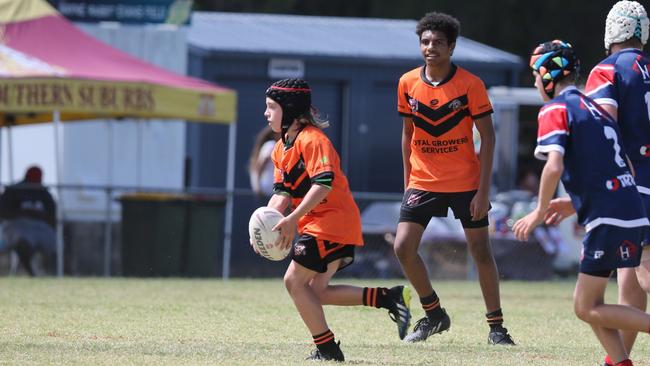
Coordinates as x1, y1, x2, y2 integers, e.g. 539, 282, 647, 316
0, 278, 648, 365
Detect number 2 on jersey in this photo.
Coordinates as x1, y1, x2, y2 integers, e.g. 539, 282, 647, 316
645, 91, 650, 122
604, 125, 626, 168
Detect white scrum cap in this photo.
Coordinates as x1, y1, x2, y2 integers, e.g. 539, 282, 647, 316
605, 1, 650, 51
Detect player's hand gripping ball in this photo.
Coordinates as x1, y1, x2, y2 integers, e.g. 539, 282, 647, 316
248, 207, 290, 261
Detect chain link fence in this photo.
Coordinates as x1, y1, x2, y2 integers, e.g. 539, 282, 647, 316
0, 187, 579, 279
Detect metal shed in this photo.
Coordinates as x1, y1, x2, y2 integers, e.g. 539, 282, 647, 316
186, 12, 523, 276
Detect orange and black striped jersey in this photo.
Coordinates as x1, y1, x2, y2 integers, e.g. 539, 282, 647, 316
397, 64, 493, 192
272, 125, 363, 245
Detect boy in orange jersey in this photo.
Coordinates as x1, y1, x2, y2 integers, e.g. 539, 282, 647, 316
256, 78, 412, 361
395, 12, 515, 345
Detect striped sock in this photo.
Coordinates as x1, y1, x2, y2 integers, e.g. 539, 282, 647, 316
421, 292, 444, 319
312, 329, 336, 353
486, 308, 504, 330
362, 287, 391, 310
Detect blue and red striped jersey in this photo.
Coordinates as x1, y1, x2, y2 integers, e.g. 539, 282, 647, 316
586, 48, 650, 196
535, 87, 649, 232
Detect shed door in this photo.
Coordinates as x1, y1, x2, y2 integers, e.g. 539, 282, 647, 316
348, 81, 403, 193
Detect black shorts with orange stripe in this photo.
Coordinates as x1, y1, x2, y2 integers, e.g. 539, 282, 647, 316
399, 188, 490, 229
291, 234, 355, 273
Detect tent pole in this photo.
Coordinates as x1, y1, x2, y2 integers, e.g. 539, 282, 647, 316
103, 120, 114, 277
7, 126, 13, 183
222, 121, 237, 280
0, 125, 3, 186
53, 110, 64, 277
136, 119, 143, 189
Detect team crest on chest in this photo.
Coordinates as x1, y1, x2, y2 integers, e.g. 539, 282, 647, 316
449, 99, 463, 111
408, 96, 418, 113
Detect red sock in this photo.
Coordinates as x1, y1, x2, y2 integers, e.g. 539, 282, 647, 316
604, 355, 613, 366
615, 359, 633, 366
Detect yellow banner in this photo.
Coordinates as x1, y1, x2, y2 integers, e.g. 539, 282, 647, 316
0, 0, 57, 24
0, 78, 237, 125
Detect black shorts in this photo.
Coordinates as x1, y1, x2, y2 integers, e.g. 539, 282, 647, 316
641, 194, 650, 246
579, 224, 644, 274
290, 234, 355, 273
399, 188, 489, 229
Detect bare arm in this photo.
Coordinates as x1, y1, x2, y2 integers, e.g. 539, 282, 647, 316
288, 185, 330, 222
513, 151, 564, 241
471, 114, 496, 220
267, 193, 291, 214
536, 151, 564, 212
402, 117, 414, 190
544, 197, 576, 225
273, 184, 331, 249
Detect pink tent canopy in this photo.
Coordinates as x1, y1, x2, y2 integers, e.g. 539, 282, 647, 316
0, 0, 237, 125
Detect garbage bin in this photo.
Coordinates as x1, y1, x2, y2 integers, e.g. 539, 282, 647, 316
120, 193, 225, 277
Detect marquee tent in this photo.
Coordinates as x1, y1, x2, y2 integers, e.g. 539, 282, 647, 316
0, 0, 238, 276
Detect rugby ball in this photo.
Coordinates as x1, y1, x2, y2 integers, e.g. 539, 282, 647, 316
248, 206, 290, 261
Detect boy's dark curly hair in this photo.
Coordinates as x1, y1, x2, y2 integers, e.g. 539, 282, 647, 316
415, 12, 460, 44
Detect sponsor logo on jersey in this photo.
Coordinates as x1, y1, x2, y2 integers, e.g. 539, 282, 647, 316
606, 173, 635, 191
413, 136, 469, 154
430, 99, 439, 106
641, 145, 650, 157
606, 178, 621, 191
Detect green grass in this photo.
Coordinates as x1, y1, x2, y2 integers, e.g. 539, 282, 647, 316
0, 278, 648, 365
